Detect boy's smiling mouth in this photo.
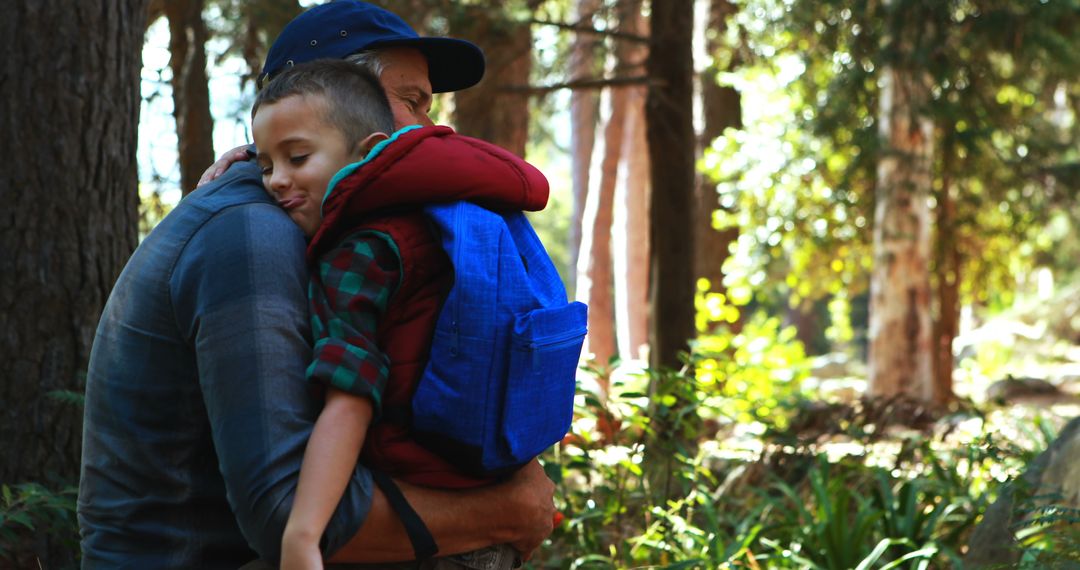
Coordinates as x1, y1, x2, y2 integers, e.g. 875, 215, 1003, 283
278, 196, 305, 210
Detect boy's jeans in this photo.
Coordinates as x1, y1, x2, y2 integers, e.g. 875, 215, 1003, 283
425, 544, 522, 570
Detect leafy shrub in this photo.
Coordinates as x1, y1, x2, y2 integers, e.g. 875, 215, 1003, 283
693, 293, 811, 431
0, 482, 79, 568
530, 354, 1067, 570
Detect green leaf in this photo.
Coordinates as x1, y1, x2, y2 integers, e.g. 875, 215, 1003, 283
879, 546, 938, 570
569, 554, 613, 570
46, 389, 86, 407
855, 538, 898, 570
8, 512, 34, 531
662, 560, 706, 570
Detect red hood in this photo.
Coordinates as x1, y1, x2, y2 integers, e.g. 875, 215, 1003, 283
308, 125, 549, 261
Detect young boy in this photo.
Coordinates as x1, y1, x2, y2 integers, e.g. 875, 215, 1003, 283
251, 60, 556, 569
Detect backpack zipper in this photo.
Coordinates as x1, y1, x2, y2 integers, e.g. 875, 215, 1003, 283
524, 327, 587, 369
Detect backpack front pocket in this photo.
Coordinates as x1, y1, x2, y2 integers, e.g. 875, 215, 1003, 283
502, 302, 587, 462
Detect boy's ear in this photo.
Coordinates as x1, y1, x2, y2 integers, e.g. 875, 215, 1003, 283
357, 132, 390, 157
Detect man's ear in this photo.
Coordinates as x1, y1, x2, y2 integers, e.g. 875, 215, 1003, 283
356, 132, 390, 158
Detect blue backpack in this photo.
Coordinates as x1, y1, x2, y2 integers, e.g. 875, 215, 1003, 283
411, 201, 588, 476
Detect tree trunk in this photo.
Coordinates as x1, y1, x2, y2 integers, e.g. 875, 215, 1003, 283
646, 0, 696, 370
451, 4, 532, 157
567, 0, 603, 298
0, 0, 144, 562
575, 88, 622, 368
641, 0, 696, 509
166, 0, 215, 194
147, 0, 165, 28
868, 63, 935, 401
614, 4, 650, 362
932, 130, 959, 405
578, 1, 645, 369
240, 0, 303, 85
695, 0, 741, 299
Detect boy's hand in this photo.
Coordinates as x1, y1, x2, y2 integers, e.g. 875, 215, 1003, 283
196, 144, 251, 188
280, 531, 324, 570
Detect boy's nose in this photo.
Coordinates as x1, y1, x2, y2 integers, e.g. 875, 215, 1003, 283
269, 170, 290, 193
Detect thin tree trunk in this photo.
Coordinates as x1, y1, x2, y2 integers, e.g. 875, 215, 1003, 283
568, 0, 603, 298
147, 0, 165, 28
646, 0, 696, 370
451, 4, 532, 157
787, 300, 828, 355
695, 0, 741, 300
577, 0, 644, 370
614, 4, 650, 362
240, 0, 304, 85
166, 0, 215, 195
0, 0, 145, 562
932, 130, 959, 405
642, 0, 696, 510
868, 64, 935, 401
576, 86, 622, 368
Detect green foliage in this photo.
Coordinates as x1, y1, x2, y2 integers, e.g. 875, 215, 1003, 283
707, 0, 1080, 322
0, 483, 79, 565
531, 344, 1077, 570
46, 390, 86, 408
138, 185, 176, 241
1005, 444, 1080, 568
694, 289, 811, 429
761, 459, 887, 569
1012, 497, 1080, 568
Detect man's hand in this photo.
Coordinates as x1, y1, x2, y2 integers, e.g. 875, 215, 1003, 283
197, 144, 251, 188
326, 459, 557, 564
503, 460, 556, 560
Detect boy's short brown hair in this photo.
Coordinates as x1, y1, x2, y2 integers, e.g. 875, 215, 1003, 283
252, 59, 395, 148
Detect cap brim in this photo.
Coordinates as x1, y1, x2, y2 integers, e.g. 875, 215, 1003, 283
367, 37, 486, 93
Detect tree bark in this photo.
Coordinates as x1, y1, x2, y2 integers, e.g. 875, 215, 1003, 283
575, 107, 621, 366
166, 0, 215, 194
0, 0, 144, 560
614, 4, 650, 362
578, 0, 644, 369
932, 130, 959, 405
451, 4, 532, 157
147, 0, 165, 28
868, 63, 935, 401
695, 0, 741, 299
646, 0, 696, 370
240, 0, 303, 85
567, 0, 603, 298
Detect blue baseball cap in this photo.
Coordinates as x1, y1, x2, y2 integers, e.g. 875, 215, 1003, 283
260, 1, 485, 93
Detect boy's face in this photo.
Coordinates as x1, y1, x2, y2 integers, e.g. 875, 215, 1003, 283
252, 94, 364, 237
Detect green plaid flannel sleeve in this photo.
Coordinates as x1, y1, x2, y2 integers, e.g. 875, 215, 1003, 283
307, 230, 402, 412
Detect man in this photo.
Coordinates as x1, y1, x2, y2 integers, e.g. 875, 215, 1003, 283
77, 2, 555, 568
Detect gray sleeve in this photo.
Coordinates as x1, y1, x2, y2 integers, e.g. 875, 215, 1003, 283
170, 201, 374, 562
